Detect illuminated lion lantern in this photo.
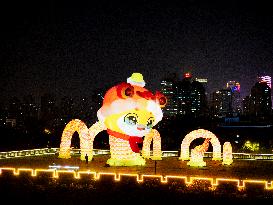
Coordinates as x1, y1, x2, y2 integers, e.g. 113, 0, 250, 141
59, 73, 167, 166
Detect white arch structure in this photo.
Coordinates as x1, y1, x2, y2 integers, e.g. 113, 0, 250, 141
179, 129, 221, 161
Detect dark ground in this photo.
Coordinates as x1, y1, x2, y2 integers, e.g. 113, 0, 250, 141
0, 171, 273, 205
1, 154, 273, 180
1, 155, 273, 204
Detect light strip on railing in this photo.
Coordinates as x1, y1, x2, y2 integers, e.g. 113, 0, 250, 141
1, 148, 273, 160
1, 167, 273, 190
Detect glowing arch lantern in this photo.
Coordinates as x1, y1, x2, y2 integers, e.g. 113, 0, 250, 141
179, 129, 221, 161
59, 119, 105, 161
222, 142, 233, 165
142, 129, 162, 160
59, 119, 89, 159
59, 73, 167, 166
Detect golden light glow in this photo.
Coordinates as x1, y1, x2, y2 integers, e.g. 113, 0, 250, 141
59, 119, 89, 159
142, 129, 162, 160
59, 120, 105, 161
179, 129, 221, 161
59, 73, 165, 166
107, 135, 146, 166
243, 140, 260, 152
44, 128, 51, 134
222, 142, 233, 165
187, 138, 210, 167
1, 167, 273, 190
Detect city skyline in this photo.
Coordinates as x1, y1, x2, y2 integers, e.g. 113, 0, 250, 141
1, 1, 273, 104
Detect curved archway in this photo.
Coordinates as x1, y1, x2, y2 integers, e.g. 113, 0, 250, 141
142, 129, 162, 160
59, 119, 105, 161
179, 129, 221, 161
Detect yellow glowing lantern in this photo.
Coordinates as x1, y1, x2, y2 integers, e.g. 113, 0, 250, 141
59, 119, 105, 161
187, 138, 210, 167
222, 141, 233, 165
179, 129, 221, 161
59, 73, 167, 166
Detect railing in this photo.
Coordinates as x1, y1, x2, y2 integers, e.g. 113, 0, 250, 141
0, 148, 58, 159
160, 151, 273, 160
232, 152, 273, 160
1, 167, 273, 190
1, 148, 273, 160
0, 148, 111, 159
70, 149, 110, 156
204, 152, 273, 160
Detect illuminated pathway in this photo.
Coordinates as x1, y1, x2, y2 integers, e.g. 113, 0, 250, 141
1, 166, 273, 191
1, 153, 273, 191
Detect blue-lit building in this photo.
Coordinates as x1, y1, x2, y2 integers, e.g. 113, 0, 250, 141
226, 81, 242, 115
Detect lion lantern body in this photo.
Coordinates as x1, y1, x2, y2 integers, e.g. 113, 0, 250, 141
59, 73, 166, 166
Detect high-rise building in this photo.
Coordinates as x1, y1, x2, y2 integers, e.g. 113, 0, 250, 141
176, 79, 207, 116
258, 75, 271, 88
242, 95, 251, 115
195, 78, 208, 93
257, 75, 272, 108
211, 88, 232, 118
226, 81, 241, 115
160, 72, 207, 117
249, 81, 272, 117
160, 78, 177, 117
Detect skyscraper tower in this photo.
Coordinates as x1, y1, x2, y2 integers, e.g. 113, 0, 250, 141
161, 80, 176, 116
211, 89, 232, 118
249, 81, 272, 118
160, 75, 178, 117
258, 75, 271, 89
160, 72, 207, 117
226, 81, 241, 115
257, 75, 272, 108
195, 78, 208, 92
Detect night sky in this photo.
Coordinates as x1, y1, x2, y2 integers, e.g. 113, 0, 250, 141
1, 0, 273, 104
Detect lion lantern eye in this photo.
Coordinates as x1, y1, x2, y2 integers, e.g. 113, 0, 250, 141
146, 117, 155, 129
124, 113, 138, 126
